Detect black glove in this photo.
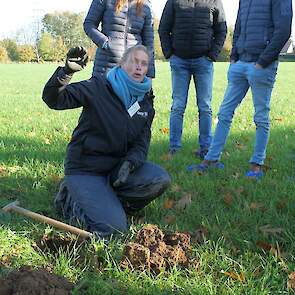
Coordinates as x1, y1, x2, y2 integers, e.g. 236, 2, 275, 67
113, 161, 132, 187
64, 46, 88, 75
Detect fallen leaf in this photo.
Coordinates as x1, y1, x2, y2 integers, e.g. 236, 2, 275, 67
262, 164, 271, 171
159, 127, 169, 134
249, 202, 264, 211
256, 241, 282, 258
256, 241, 283, 258
44, 138, 51, 145
252, 266, 262, 277
191, 226, 208, 244
190, 258, 200, 271
223, 193, 233, 206
276, 199, 288, 211
224, 151, 230, 158
163, 199, 175, 210
270, 243, 282, 258
222, 271, 246, 283
160, 153, 173, 161
27, 131, 36, 138
0, 165, 7, 176
256, 240, 273, 251
235, 187, 245, 196
49, 174, 62, 184
8, 166, 21, 173
175, 194, 192, 210
259, 224, 283, 236
234, 141, 246, 150
232, 172, 240, 179
274, 118, 283, 122
163, 215, 176, 224
287, 272, 295, 290
171, 184, 182, 193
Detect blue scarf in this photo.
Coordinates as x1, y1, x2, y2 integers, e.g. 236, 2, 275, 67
107, 66, 152, 109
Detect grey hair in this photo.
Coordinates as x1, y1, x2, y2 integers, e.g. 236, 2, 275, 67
119, 45, 150, 66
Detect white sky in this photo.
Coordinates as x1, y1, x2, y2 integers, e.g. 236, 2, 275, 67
0, 0, 294, 38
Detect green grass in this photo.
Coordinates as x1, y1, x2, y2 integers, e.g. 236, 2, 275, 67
1, 61, 295, 294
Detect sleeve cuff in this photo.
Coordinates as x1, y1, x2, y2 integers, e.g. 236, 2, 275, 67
256, 58, 269, 68
57, 68, 73, 85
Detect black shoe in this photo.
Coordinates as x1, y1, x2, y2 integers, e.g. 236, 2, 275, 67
195, 149, 208, 160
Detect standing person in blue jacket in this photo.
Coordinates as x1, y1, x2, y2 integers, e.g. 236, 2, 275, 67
191, 0, 293, 179
158, 0, 227, 158
42, 45, 170, 238
84, 0, 155, 78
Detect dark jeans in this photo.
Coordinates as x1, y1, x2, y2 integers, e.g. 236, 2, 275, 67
55, 162, 171, 238
169, 55, 214, 152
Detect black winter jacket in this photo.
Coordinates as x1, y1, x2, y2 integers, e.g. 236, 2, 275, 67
42, 68, 155, 176
158, 0, 227, 60
84, 0, 155, 78
230, 0, 293, 67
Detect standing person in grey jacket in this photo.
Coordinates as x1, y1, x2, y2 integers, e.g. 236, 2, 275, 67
158, 0, 227, 158
191, 0, 293, 179
84, 0, 155, 78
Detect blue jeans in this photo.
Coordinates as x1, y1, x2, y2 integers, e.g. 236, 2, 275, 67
55, 162, 171, 238
169, 55, 214, 151
205, 60, 278, 165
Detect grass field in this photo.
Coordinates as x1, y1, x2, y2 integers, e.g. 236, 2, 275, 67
0, 61, 295, 294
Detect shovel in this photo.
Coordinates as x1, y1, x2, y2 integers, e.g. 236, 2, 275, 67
2, 200, 93, 239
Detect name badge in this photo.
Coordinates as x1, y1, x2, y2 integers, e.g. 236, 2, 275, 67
128, 101, 140, 117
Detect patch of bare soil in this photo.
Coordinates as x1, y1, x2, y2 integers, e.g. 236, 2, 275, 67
0, 266, 73, 295
121, 224, 198, 274
33, 232, 86, 254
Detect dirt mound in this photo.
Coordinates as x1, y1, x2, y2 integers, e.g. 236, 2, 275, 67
121, 224, 198, 273
0, 266, 73, 295
33, 232, 84, 254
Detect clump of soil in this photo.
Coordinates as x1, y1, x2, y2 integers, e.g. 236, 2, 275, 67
33, 232, 83, 254
0, 266, 73, 295
121, 224, 197, 273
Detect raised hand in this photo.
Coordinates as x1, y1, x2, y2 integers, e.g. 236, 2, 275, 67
64, 46, 88, 74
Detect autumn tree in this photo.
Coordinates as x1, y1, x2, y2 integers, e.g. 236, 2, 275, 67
217, 26, 234, 62
1, 39, 19, 61
154, 18, 165, 60
38, 32, 67, 61
0, 46, 9, 62
18, 45, 36, 62
42, 11, 92, 49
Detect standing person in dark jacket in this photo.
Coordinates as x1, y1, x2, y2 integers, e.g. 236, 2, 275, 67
42, 45, 170, 238
191, 0, 293, 179
158, 0, 227, 157
84, 0, 155, 78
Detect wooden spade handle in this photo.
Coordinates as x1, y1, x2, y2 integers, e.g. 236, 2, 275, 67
6, 204, 92, 239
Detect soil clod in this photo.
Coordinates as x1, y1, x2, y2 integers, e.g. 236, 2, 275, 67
0, 266, 73, 295
121, 224, 196, 273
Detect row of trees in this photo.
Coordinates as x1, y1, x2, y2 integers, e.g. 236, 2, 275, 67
0, 12, 94, 63
0, 11, 233, 63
